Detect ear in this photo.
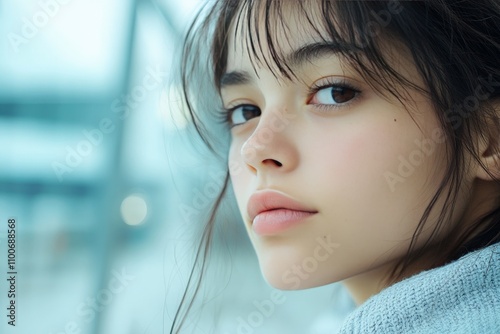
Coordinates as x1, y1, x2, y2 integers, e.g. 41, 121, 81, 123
476, 100, 500, 181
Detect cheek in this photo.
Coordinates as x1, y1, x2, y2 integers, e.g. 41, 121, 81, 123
306, 111, 447, 253
226, 101, 450, 288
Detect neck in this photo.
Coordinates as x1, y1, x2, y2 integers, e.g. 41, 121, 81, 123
342, 264, 392, 305
342, 258, 432, 305
343, 179, 500, 306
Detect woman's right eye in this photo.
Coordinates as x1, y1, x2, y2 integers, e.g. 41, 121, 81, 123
225, 104, 261, 127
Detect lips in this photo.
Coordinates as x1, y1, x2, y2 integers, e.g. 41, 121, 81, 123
247, 190, 318, 223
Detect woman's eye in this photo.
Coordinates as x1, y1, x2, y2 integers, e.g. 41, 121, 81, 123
309, 86, 358, 106
227, 104, 261, 126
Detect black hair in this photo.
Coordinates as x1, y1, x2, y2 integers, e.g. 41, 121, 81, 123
171, 0, 500, 332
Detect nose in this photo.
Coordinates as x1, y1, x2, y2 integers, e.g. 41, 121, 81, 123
240, 107, 298, 174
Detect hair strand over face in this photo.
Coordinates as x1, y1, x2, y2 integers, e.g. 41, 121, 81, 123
172, 1, 500, 332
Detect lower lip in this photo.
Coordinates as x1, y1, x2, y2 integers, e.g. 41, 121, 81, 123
252, 209, 316, 235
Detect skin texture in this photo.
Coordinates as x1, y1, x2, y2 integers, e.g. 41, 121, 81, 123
220, 4, 497, 304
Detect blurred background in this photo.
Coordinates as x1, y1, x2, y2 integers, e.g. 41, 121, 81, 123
0, 1, 354, 333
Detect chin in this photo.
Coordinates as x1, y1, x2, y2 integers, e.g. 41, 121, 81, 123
258, 257, 342, 290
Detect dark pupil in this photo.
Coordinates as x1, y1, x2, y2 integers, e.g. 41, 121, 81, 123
332, 87, 355, 103
242, 105, 260, 120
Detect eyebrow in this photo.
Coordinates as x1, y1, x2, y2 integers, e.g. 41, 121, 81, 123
220, 71, 253, 88
220, 42, 352, 89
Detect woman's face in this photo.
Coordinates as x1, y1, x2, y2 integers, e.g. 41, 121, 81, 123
221, 5, 463, 292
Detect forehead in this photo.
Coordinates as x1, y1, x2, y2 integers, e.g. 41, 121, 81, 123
226, 1, 333, 73
221, 0, 422, 98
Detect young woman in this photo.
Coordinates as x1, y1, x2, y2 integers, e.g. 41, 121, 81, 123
172, 0, 500, 332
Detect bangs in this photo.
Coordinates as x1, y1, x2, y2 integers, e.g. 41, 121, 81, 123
173, 2, 500, 331
215, 0, 422, 101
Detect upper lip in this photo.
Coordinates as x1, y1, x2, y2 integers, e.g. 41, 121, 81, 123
247, 190, 318, 222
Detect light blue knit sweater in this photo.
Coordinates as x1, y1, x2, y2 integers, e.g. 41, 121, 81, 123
338, 242, 500, 333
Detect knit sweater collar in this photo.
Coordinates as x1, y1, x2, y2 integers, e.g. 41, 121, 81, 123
338, 242, 500, 333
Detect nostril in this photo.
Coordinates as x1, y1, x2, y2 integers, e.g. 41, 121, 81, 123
263, 159, 283, 167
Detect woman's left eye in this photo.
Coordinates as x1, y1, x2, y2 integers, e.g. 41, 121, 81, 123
308, 85, 359, 106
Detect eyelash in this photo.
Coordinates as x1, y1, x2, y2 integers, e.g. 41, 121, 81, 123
219, 78, 361, 127
218, 103, 260, 128
307, 78, 361, 112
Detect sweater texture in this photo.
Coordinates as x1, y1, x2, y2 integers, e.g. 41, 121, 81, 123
338, 242, 500, 333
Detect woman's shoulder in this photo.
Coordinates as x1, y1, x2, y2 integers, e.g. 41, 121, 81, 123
338, 242, 500, 334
